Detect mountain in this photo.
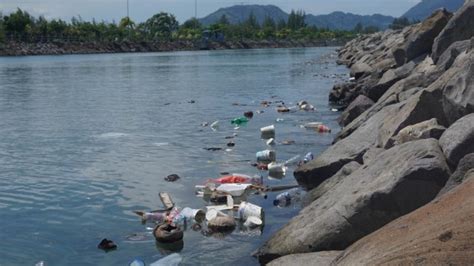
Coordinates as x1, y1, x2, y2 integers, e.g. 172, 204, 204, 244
402, 0, 465, 21
199, 5, 288, 26
199, 5, 395, 30
305, 12, 394, 30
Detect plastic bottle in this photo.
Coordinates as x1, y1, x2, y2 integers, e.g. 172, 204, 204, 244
273, 188, 305, 207
231, 116, 249, 125
303, 152, 313, 163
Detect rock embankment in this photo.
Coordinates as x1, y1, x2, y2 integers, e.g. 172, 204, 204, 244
0, 39, 345, 56
255, 1, 474, 264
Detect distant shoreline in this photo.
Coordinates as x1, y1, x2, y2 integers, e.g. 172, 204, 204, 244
0, 38, 350, 56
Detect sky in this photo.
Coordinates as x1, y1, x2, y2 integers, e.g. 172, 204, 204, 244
0, 0, 421, 23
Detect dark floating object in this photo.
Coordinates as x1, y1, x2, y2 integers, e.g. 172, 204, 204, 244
224, 136, 234, 139
153, 224, 184, 243
227, 142, 235, 147
98, 238, 117, 251
165, 174, 181, 182
244, 111, 254, 119
188, 100, 196, 104
204, 147, 222, 151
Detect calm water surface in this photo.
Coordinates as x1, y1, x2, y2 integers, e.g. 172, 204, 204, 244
0, 48, 347, 266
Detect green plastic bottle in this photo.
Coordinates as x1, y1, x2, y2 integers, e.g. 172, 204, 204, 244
231, 116, 249, 125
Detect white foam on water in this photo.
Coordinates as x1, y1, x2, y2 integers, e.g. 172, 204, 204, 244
96, 132, 130, 139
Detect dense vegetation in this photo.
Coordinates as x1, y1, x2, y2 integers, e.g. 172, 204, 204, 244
0, 9, 357, 44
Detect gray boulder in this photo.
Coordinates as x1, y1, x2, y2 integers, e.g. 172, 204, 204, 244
432, 0, 474, 62
350, 62, 373, 79
337, 95, 374, 127
256, 139, 450, 264
439, 113, 474, 166
268, 251, 341, 266
362, 147, 385, 165
392, 9, 452, 66
366, 60, 417, 102
435, 40, 471, 70
388, 118, 446, 148
295, 104, 400, 190
333, 170, 474, 266
437, 153, 474, 196
441, 51, 474, 124
304, 161, 361, 205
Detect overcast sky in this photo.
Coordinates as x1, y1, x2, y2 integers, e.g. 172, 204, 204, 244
0, 0, 421, 23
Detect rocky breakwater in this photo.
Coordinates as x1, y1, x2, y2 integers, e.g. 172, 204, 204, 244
255, 1, 474, 265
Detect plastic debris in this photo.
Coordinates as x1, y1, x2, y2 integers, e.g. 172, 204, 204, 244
216, 183, 252, 197
133, 211, 166, 223
210, 121, 219, 131
302, 122, 323, 129
159, 192, 175, 211
129, 258, 146, 266
260, 125, 275, 139
231, 116, 249, 125
207, 174, 261, 185
314, 124, 331, 133
266, 138, 275, 146
267, 162, 287, 179
277, 107, 290, 113
273, 188, 306, 207
238, 202, 263, 221
243, 216, 263, 228
256, 150, 276, 163
153, 224, 183, 243
164, 174, 180, 182
281, 140, 295, 145
243, 111, 254, 119
276, 118, 284, 122
97, 238, 117, 251
227, 142, 235, 147
204, 147, 222, 151
150, 253, 183, 266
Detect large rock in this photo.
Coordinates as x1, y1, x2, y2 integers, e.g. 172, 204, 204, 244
256, 139, 450, 264
439, 113, 474, 166
435, 40, 471, 70
337, 95, 374, 127
365, 60, 416, 101
350, 62, 373, 80
333, 170, 474, 266
440, 50, 474, 124
387, 118, 446, 148
303, 161, 361, 205
335, 56, 439, 143
294, 104, 400, 190
392, 9, 452, 66
376, 88, 448, 148
268, 251, 341, 266
329, 82, 357, 104
438, 153, 474, 196
432, 0, 474, 62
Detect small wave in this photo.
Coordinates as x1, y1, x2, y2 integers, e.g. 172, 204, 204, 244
96, 132, 129, 139
153, 142, 170, 147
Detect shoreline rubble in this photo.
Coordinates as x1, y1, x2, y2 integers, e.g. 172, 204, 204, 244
255, 2, 474, 264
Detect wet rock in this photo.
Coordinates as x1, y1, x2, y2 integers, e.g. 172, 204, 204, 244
333, 170, 474, 266
439, 113, 474, 166
256, 139, 450, 264
338, 95, 374, 127
267, 251, 342, 266
432, 0, 474, 62
392, 9, 452, 66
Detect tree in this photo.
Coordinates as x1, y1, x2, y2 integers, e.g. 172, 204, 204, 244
181, 18, 201, 30
287, 10, 306, 30
143, 12, 179, 40
390, 17, 411, 30
3, 8, 34, 35
353, 22, 363, 33
276, 18, 287, 30
244, 12, 259, 29
262, 16, 276, 38
219, 14, 230, 25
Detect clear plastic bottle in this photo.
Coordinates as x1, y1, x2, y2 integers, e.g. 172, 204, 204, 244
303, 152, 313, 163
273, 188, 305, 207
